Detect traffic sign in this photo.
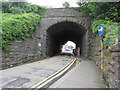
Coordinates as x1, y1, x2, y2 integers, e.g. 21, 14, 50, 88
98, 24, 104, 35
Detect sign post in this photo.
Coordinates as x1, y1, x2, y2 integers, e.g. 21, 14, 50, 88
77, 47, 80, 58
98, 24, 104, 70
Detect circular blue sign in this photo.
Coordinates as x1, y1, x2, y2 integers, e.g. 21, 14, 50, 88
98, 24, 104, 35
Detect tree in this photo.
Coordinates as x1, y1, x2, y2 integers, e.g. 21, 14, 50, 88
63, 2, 70, 8
76, 2, 120, 22
2, 2, 47, 15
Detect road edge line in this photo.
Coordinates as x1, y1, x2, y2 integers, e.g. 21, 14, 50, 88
31, 57, 76, 88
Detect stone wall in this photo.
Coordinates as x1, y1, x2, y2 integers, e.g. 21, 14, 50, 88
1, 8, 92, 69
90, 36, 119, 88
2, 36, 44, 69
108, 43, 119, 88
43, 8, 92, 58
2, 9, 118, 88
81, 29, 92, 57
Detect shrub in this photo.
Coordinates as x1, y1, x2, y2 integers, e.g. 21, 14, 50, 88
92, 20, 119, 49
2, 13, 41, 51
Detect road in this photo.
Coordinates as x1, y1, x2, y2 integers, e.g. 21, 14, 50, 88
0, 55, 73, 88
1, 55, 106, 88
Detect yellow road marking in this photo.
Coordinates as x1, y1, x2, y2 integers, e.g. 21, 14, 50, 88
31, 58, 75, 88
37, 59, 76, 88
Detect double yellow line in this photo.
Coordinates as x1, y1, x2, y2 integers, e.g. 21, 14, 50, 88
31, 57, 76, 88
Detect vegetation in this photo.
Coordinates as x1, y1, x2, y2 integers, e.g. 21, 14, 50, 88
1, 2, 47, 51
92, 20, 119, 48
75, 2, 119, 22
2, 2, 47, 15
67, 14, 76, 18
2, 13, 40, 51
74, 1, 119, 49
63, 2, 70, 8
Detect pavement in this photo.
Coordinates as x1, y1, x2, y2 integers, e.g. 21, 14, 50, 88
49, 57, 106, 88
0, 56, 72, 88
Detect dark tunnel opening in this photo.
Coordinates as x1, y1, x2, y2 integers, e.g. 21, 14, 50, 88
46, 21, 86, 56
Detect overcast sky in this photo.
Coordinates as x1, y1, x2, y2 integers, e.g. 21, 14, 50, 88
26, 0, 78, 47
66, 41, 76, 48
27, 0, 79, 8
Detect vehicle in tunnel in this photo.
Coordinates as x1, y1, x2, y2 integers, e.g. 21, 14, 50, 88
46, 21, 88, 57
61, 41, 76, 53
59, 52, 74, 56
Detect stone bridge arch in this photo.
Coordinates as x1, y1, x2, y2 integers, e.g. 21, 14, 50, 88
36, 8, 92, 58
2, 8, 93, 69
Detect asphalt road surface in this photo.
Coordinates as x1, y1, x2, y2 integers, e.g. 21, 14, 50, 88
0, 55, 72, 88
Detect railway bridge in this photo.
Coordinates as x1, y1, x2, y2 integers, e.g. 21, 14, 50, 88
36, 8, 92, 57
2, 8, 92, 68
1, 8, 119, 89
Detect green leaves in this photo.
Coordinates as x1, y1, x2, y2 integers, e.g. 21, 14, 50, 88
10, 7, 25, 14
1, 2, 47, 51
2, 13, 41, 51
2, 2, 47, 15
74, 2, 119, 51
92, 20, 119, 49
75, 2, 119, 22
92, 20, 108, 34
103, 23, 119, 48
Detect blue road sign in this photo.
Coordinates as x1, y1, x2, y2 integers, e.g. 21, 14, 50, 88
98, 24, 104, 35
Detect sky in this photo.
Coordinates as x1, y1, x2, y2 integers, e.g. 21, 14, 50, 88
27, 0, 79, 8
62, 41, 76, 52
26, 0, 78, 47
65, 41, 76, 49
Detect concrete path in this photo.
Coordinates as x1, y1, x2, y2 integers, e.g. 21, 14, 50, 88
50, 58, 106, 88
0, 56, 72, 88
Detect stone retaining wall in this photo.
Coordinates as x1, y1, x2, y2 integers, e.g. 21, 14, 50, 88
1, 8, 92, 69
2, 37, 44, 69
108, 43, 119, 88
90, 36, 119, 88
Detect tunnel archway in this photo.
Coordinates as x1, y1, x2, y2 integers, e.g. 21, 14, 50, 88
46, 21, 88, 56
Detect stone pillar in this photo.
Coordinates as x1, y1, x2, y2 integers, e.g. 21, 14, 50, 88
81, 29, 92, 58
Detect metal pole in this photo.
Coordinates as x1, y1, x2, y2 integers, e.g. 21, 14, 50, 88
100, 35, 104, 70
100, 35, 105, 81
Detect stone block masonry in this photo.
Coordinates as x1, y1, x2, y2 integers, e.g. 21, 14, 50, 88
2, 8, 92, 69
90, 35, 119, 88
1, 8, 119, 89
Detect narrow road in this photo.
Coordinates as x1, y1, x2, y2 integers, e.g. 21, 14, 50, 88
1, 56, 107, 88
0, 55, 72, 88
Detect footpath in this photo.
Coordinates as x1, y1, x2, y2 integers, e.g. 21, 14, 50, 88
50, 57, 106, 88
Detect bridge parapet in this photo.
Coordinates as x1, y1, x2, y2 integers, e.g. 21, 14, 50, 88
45, 8, 87, 17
